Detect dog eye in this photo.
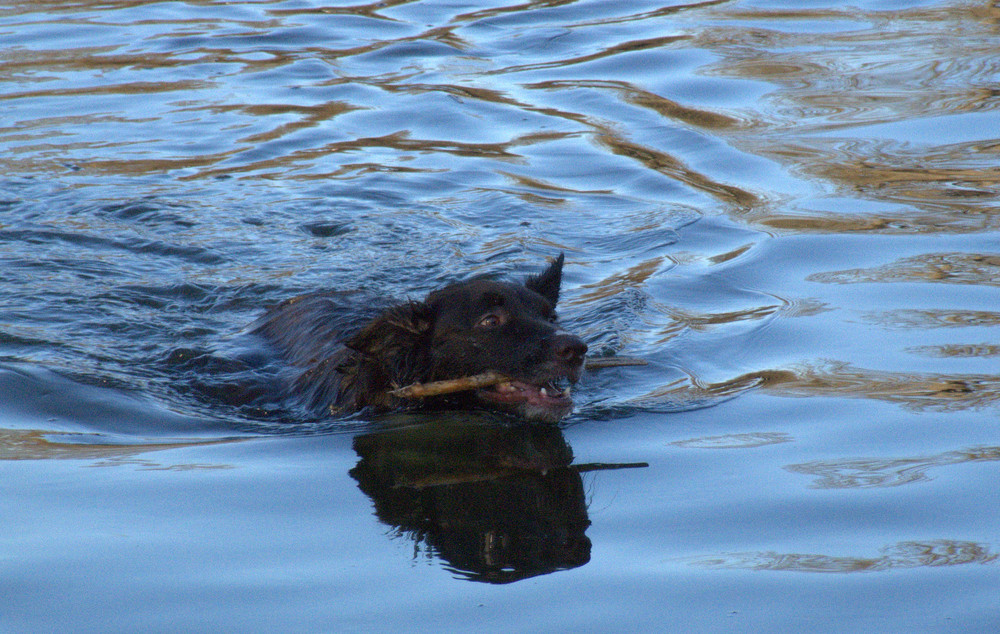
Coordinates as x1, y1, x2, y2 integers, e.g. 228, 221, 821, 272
476, 314, 502, 329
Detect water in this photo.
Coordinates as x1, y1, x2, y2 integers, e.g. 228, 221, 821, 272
3, 0, 999, 630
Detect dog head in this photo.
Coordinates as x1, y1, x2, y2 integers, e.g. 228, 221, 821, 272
424, 253, 588, 422
345, 254, 587, 422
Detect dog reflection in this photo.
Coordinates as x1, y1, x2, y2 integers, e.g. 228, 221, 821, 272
349, 416, 590, 583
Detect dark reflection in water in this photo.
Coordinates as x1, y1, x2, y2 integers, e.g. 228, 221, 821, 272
349, 414, 646, 584
690, 539, 998, 574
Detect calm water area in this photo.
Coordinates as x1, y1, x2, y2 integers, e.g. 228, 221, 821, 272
2, 0, 1000, 631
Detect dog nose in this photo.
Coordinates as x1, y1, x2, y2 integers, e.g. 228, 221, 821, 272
552, 333, 587, 365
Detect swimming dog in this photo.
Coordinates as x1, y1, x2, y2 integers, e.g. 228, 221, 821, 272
253, 254, 587, 422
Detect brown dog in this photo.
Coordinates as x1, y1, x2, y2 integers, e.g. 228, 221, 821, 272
253, 254, 587, 422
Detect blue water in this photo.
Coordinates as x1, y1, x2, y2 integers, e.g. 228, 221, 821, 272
3, 1, 999, 631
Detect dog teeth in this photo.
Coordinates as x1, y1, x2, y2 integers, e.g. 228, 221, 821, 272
540, 385, 566, 398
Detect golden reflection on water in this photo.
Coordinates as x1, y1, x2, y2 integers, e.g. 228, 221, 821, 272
665, 303, 781, 331
638, 363, 1000, 413
758, 363, 1000, 412
787, 445, 1000, 489
268, 1, 407, 19
671, 432, 792, 449
0, 428, 237, 469
690, 540, 998, 573
497, 170, 612, 197
495, 35, 690, 75
0, 23, 763, 207
222, 102, 363, 144
187, 130, 529, 181
908, 344, 1000, 358
655, 305, 781, 344
810, 253, 1000, 286
529, 79, 742, 130
864, 309, 1000, 330
596, 131, 760, 208
695, 3, 1000, 234
1, 0, 996, 229
750, 136, 1000, 234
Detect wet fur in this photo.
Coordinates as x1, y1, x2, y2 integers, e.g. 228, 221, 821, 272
252, 255, 587, 421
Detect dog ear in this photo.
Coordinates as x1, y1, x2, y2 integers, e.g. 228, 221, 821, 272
335, 302, 434, 410
345, 301, 433, 357
342, 301, 435, 409
525, 252, 564, 305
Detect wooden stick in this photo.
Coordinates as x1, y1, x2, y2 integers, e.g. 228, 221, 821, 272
389, 371, 508, 399
584, 356, 648, 370
574, 461, 650, 472
388, 356, 647, 400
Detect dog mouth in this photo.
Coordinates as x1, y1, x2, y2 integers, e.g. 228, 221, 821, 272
475, 376, 575, 421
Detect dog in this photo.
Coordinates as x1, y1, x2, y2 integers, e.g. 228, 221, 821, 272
252, 254, 588, 422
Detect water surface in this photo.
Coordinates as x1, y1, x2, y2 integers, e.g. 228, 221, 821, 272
2, 0, 999, 631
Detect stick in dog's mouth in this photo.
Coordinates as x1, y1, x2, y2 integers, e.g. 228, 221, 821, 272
388, 357, 647, 400
388, 371, 508, 399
